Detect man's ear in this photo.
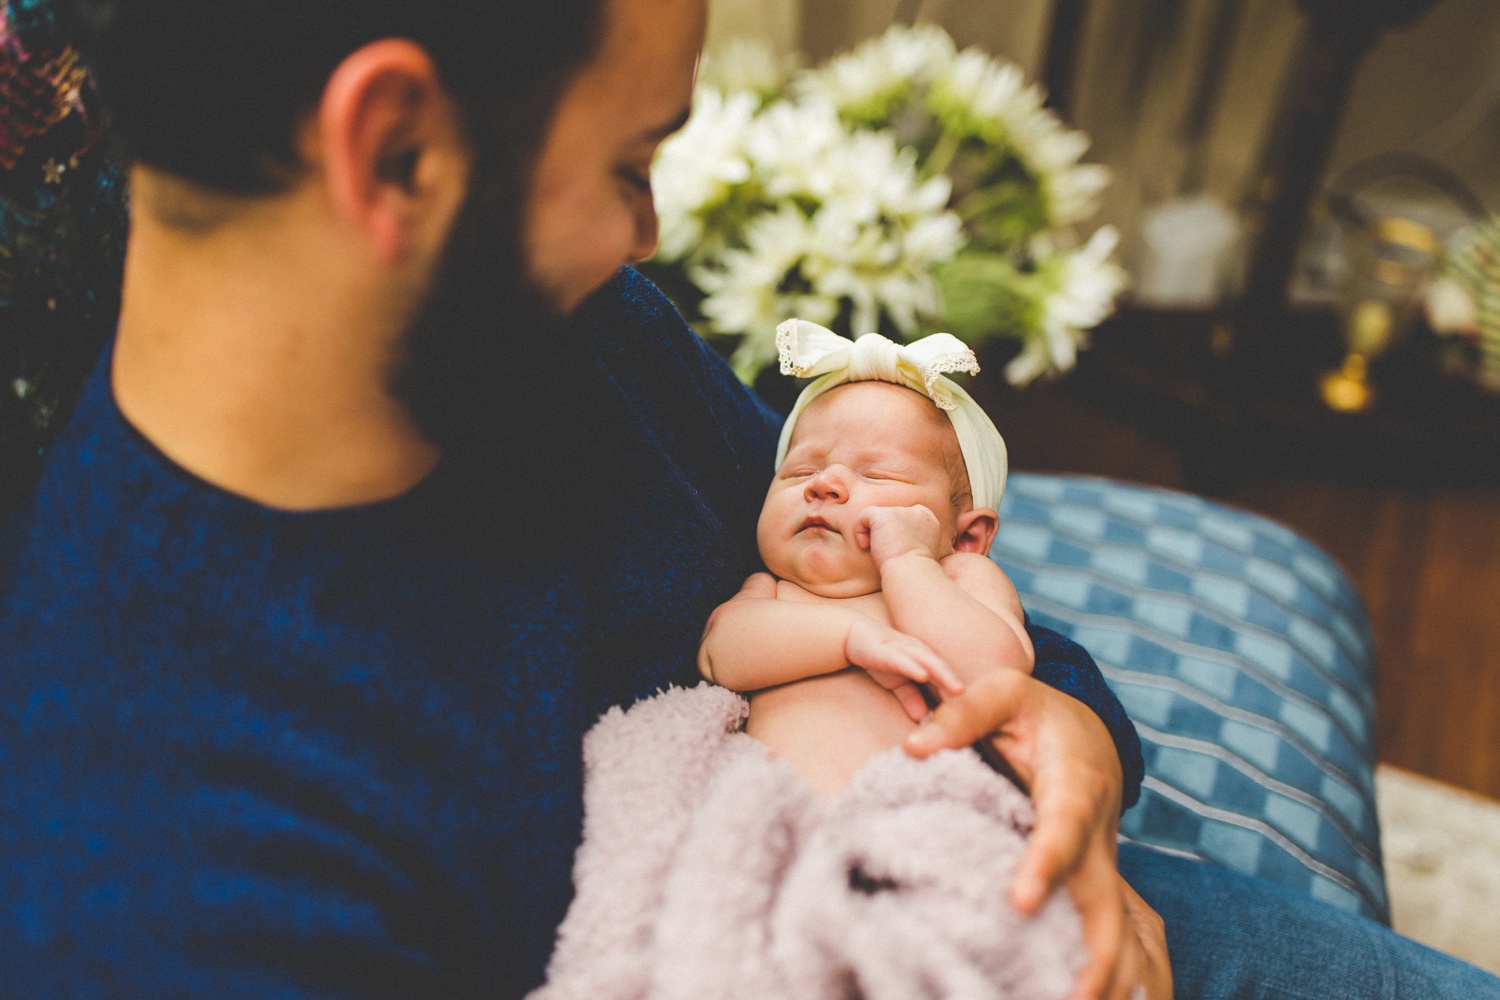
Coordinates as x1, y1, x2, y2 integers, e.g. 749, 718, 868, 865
953, 507, 999, 555
316, 38, 469, 263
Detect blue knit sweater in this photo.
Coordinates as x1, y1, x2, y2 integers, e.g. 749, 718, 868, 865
0, 269, 1141, 998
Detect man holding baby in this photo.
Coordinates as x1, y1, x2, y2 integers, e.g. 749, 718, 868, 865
2, 0, 1496, 997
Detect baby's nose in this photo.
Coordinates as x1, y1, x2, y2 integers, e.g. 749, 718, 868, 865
805, 470, 847, 502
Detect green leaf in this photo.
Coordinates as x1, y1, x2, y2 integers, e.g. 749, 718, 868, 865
933, 249, 1045, 345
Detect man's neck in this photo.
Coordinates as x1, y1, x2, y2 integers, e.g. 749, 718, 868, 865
111, 174, 440, 511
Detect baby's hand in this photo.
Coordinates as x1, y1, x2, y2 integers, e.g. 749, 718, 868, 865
856, 505, 945, 567
845, 618, 964, 721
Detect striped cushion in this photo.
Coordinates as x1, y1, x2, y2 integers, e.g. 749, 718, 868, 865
993, 473, 1388, 922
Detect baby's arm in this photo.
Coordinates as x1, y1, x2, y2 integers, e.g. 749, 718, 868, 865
697, 573, 962, 719
862, 506, 1034, 686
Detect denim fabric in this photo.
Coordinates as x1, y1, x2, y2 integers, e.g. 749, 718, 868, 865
1120, 843, 1500, 998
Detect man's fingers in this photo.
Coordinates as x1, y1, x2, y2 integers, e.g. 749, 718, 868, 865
1065, 859, 1129, 1000
891, 666, 1141, 998
1120, 879, 1172, 1000
903, 670, 1028, 756
1012, 780, 1095, 912
1012, 838, 1068, 914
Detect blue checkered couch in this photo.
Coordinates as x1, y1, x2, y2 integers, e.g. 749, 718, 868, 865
993, 473, 1386, 922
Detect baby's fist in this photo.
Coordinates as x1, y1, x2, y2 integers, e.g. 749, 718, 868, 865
857, 505, 945, 567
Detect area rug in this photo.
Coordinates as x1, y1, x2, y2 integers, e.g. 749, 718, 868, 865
1377, 764, 1500, 974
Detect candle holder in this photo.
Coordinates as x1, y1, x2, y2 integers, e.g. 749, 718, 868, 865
1320, 216, 1443, 413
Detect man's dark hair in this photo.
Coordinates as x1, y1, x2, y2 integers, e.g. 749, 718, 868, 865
65, 0, 606, 195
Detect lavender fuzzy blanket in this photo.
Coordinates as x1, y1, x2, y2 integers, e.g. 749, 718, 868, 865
530, 683, 1085, 1000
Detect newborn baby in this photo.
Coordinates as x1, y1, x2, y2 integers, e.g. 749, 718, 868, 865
532, 322, 1085, 1000
698, 330, 1031, 798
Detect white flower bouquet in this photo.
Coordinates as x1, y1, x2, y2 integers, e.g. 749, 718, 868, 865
642, 24, 1126, 386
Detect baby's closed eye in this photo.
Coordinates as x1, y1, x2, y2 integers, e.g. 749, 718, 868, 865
859, 469, 916, 483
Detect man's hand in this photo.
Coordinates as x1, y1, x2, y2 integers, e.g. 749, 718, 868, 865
856, 504, 944, 568
1121, 875, 1172, 1000
903, 670, 1170, 1000
845, 618, 963, 721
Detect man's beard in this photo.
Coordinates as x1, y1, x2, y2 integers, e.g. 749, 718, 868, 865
387, 150, 613, 535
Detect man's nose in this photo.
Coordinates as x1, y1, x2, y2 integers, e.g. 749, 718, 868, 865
805, 469, 847, 502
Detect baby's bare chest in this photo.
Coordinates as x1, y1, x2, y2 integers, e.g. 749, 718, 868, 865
749, 585, 911, 798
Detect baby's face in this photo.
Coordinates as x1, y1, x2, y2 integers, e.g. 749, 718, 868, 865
758, 382, 968, 598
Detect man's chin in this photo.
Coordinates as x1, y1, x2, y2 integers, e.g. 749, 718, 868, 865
391, 243, 576, 457
534, 262, 637, 323
537, 281, 593, 321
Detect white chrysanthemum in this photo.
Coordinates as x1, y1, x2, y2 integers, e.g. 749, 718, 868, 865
1046, 163, 1111, 227
738, 98, 849, 203
650, 88, 759, 261
803, 176, 961, 336
1000, 90, 1109, 225
1005, 226, 1125, 385
931, 47, 1107, 227
646, 24, 1120, 385
689, 106, 963, 376
931, 49, 1028, 126
794, 124, 962, 337
698, 39, 797, 98
747, 110, 953, 230
795, 23, 956, 119
691, 207, 840, 380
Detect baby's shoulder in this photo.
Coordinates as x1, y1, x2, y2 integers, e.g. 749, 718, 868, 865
941, 552, 1014, 592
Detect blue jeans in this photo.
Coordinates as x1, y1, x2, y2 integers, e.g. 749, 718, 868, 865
1118, 843, 1500, 998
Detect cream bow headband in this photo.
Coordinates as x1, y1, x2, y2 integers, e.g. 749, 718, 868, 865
773, 319, 1008, 512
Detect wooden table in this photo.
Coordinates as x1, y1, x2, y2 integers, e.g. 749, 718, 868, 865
1000, 308, 1500, 493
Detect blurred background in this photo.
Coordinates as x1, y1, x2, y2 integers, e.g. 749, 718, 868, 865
705, 0, 1500, 807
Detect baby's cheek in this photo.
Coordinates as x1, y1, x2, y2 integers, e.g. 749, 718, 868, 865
754, 513, 782, 571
